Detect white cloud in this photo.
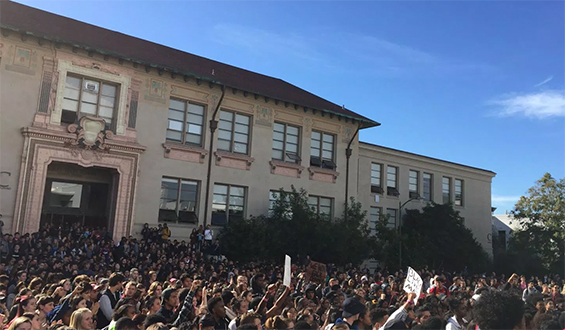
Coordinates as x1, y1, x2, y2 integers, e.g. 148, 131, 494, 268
489, 90, 565, 119
492, 195, 521, 203
534, 76, 553, 88
210, 24, 492, 77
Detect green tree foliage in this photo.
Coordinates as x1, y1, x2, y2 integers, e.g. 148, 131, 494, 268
219, 187, 372, 266
508, 173, 565, 274
372, 203, 491, 272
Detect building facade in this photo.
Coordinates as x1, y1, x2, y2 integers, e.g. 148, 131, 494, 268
0, 2, 495, 254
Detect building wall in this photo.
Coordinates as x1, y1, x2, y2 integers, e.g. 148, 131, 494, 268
0, 33, 359, 240
357, 143, 495, 254
0, 32, 494, 253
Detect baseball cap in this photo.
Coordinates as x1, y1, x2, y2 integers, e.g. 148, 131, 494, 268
342, 297, 365, 318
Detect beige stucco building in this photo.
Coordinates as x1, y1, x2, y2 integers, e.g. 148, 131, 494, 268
0, 2, 495, 254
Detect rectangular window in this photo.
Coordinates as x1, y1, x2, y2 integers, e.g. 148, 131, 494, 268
49, 182, 83, 208
442, 177, 451, 204
498, 230, 507, 250
159, 178, 199, 224
369, 207, 382, 235
423, 173, 433, 201
269, 190, 293, 218
62, 75, 117, 128
217, 110, 251, 154
272, 122, 301, 163
370, 163, 383, 194
455, 179, 464, 206
386, 208, 397, 228
212, 184, 246, 226
387, 166, 399, 196
167, 98, 205, 146
308, 195, 333, 219
409, 170, 419, 198
310, 131, 336, 169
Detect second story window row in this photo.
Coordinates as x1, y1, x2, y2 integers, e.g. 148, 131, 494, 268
167, 99, 205, 146
218, 110, 251, 155
62, 75, 117, 128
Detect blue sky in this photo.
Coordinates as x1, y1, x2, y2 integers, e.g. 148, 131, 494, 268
16, 0, 565, 213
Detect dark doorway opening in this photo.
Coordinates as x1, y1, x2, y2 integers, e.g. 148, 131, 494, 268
40, 162, 118, 231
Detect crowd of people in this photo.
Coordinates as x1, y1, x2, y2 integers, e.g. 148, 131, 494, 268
0, 223, 564, 330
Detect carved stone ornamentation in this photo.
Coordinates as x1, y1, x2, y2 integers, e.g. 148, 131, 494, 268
65, 116, 113, 153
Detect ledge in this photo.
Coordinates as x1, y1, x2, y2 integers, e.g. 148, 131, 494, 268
163, 142, 207, 164
269, 160, 304, 178
308, 166, 339, 183
214, 151, 254, 171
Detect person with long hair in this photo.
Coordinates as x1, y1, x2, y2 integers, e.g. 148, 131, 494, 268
7, 316, 32, 330
20, 312, 41, 330
69, 308, 94, 330
144, 296, 161, 316
147, 283, 162, 298
8, 296, 37, 325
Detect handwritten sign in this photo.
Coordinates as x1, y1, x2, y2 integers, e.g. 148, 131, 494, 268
306, 261, 327, 284
403, 267, 423, 303
283, 255, 291, 287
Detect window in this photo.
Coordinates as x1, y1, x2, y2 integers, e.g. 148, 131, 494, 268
308, 195, 333, 219
269, 190, 293, 218
159, 178, 199, 223
62, 75, 117, 128
49, 182, 83, 208
310, 131, 336, 169
218, 111, 251, 154
442, 177, 451, 204
371, 163, 384, 194
386, 208, 397, 228
423, 173, 433, 201
212, 184, 246, 225
455, 179, 464, 206
409, 170, 419, 198
272, 123, 301, 163
167, 99, 205, 146
387, 166, 399, 196
369, 207, 382, 235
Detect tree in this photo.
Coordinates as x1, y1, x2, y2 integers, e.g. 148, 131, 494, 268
372, 203, 491, 272
510, 173, 565, 275
219, 187, 372, 266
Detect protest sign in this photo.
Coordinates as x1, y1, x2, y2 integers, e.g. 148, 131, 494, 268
305, 260, 327, 284
403, 266, 423, 303
283, 255, 291, 287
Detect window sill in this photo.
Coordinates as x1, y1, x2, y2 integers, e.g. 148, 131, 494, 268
270, 160, 304, 178
163, 142, 208, 164
308, 167, 339, 183
214, 151, 255, 171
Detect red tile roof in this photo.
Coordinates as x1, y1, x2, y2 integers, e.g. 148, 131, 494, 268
0, 0, 379, 128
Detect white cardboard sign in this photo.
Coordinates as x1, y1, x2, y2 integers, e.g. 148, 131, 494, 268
283, 255, 291, 287
403, 267, 423, 303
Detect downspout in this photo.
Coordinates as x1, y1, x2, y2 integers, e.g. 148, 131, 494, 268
203, 85, 226, 227
344, 122, 362, 221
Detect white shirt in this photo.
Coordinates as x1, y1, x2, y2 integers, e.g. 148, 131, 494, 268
446, 316, 463, 330
204, 229, 213, 240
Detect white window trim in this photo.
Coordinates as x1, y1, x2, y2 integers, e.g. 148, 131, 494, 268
51, 59, 131, 135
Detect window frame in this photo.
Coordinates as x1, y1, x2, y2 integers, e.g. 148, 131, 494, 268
211, 183, 247, 226
158, 177, 199, 224
386, 208, 397, 228
409, 170, 419, 198
386, 165, 399, 197
166, 98, 206, 146
217, 110, 252, 155
61, 74, 119, 129
369, 206, 382, 235
308, 195, 334, 219
442, 177, 452, 204
272, 122, 301, 163
53, 59, 131, 135
423, 173, 433, 201
310, 130, 336, 169
454, 179, 464, 206
370, 163, 384, 194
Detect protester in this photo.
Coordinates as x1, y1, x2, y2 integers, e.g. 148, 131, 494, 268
0, 223, 561, 330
